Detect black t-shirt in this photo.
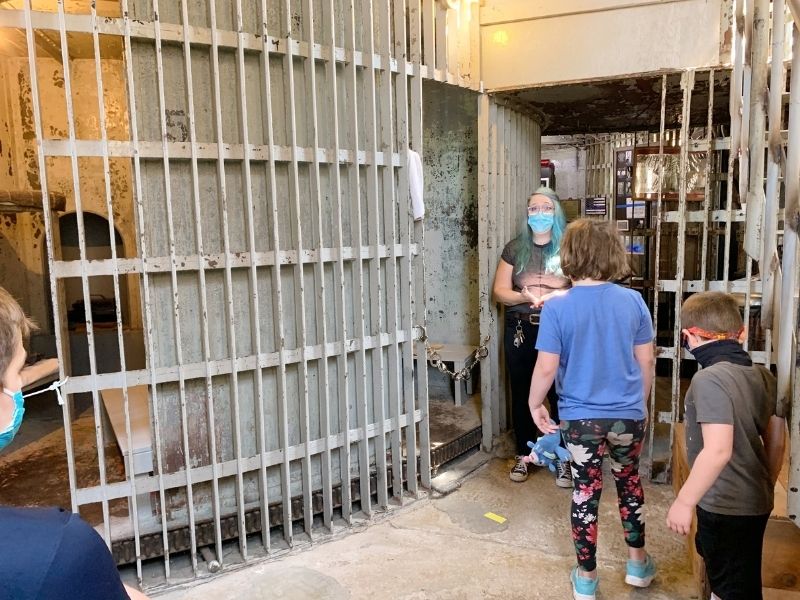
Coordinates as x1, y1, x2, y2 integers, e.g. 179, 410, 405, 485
501, 237, 569, 314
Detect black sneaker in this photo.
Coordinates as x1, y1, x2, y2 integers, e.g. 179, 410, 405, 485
509, 456, 529, 482
555, 460, 573, 488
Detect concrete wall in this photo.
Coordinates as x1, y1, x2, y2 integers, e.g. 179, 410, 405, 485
423, 80, 480, 346
541, 138, 586, 202
480, 0, 730, 91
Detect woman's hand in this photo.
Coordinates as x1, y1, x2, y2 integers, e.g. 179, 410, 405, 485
531, 405, 557, 434
535, 289, 568, 308
520, 286, 540, 307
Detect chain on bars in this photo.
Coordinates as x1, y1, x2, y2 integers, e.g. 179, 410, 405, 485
414, 325, 491, 382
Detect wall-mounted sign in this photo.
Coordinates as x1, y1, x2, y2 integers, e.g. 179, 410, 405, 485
584, 196, 607, 216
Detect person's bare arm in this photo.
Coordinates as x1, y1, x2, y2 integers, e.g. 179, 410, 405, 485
763, 415, 786, 485
492, 259, 536, 307
528, 351, 559, 434
667, 423, 733, 535
19, 358, 59, 388
634, 342, 655, 418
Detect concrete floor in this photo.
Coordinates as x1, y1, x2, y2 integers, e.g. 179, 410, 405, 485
155, 454, 696, 600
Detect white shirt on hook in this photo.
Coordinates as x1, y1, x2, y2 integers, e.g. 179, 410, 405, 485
408, 148, 424, 221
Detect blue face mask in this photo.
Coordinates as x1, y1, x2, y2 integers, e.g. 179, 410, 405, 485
0, 388, 25, 452
528, 213, 554, 234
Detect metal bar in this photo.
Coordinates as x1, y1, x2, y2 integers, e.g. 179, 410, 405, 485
363, 0, 390, 510
234, 0, 269, 550
669, 70, 694, 468
88, 0, 143, 578
647, 74, 667, 472
780, 25, 800, 525
700, 69, 715, 286
0, 10, 431, 79
725, 0, 745, 288
39, 138, 405, 165
21, 0, 78, 519
151, 0, 198, 574
317, 0, 342, 532
260, 0, 291, 548
120, 0, 172, 578
62, 333, 413, 395
301, 0, 325, 536
392, 0, 419, 504
740, 0, 755, 223
49, 245, 416, 279
410, 22, 430, 490
435, 1, 447, 75
379, 0, 406, 504
181, 0, 224, 561
422, 0, 435, 68
761, 0, 787, 347
279, 0, 308, 546
208, 0, 248, 561
745, 0, 769, 263
405, 0, 423, 494
321, 0, 352, 525
55, 0, 112, 545
74, 410, 425, 505
482, 98, 501, 444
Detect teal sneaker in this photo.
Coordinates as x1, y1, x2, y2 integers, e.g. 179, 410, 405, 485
625, 553, 657, 587
570, 566, 599, 600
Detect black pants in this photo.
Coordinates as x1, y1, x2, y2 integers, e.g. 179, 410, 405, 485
695, 506, 770, 600
504, 312, 559, 456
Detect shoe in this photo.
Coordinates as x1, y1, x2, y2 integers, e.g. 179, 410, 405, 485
556, 460, 573, 488
625, 553, 657, 588
570, 566, 599, 600
509, 456, 528, 482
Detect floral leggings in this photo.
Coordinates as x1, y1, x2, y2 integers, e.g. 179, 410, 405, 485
561, 419, 646, 572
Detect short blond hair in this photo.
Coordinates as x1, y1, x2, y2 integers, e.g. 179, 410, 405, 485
0, 287, 35, 376
560, 219, 631, 281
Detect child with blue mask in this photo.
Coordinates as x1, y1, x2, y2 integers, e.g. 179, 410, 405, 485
0, 287, 59, 452
0, 288, 152, 599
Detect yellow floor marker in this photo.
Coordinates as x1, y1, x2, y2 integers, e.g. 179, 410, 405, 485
484, 512, 506, 524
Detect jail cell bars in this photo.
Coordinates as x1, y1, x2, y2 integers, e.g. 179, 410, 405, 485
477, 97, 542, 450
0, 0, 474, 587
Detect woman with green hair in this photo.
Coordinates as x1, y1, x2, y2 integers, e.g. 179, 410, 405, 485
492, 187, 570, 487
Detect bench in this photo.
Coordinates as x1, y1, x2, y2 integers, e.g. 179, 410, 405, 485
422, 343, 478, 406
100, 386, 153, 476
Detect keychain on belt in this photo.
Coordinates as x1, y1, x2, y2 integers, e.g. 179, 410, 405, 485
513, 320, 524, 348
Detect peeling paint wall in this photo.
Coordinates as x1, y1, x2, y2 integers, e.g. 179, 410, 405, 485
423, 80, 480, 346
0, 56, 140, 332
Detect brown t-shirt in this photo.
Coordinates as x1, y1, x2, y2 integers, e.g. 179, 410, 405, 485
500, 238, 569, 315
684, 362, 781, 516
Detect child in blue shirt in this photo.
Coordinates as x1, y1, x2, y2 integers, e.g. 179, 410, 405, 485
528, 219, 656, 600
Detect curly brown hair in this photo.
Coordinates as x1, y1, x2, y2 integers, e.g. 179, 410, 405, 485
0, 287, 35, 377
559, 219, 631, 281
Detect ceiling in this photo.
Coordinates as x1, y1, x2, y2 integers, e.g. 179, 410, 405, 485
499, 71, 732, 136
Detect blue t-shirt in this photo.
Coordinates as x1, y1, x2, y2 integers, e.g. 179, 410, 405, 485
535, 283, 654, 420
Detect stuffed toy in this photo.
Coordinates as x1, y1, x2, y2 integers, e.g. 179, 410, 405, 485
522, 421, 571, 473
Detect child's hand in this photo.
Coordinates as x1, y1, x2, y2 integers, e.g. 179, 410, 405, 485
665, 497, 693, 536
532, 406, 557, 434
